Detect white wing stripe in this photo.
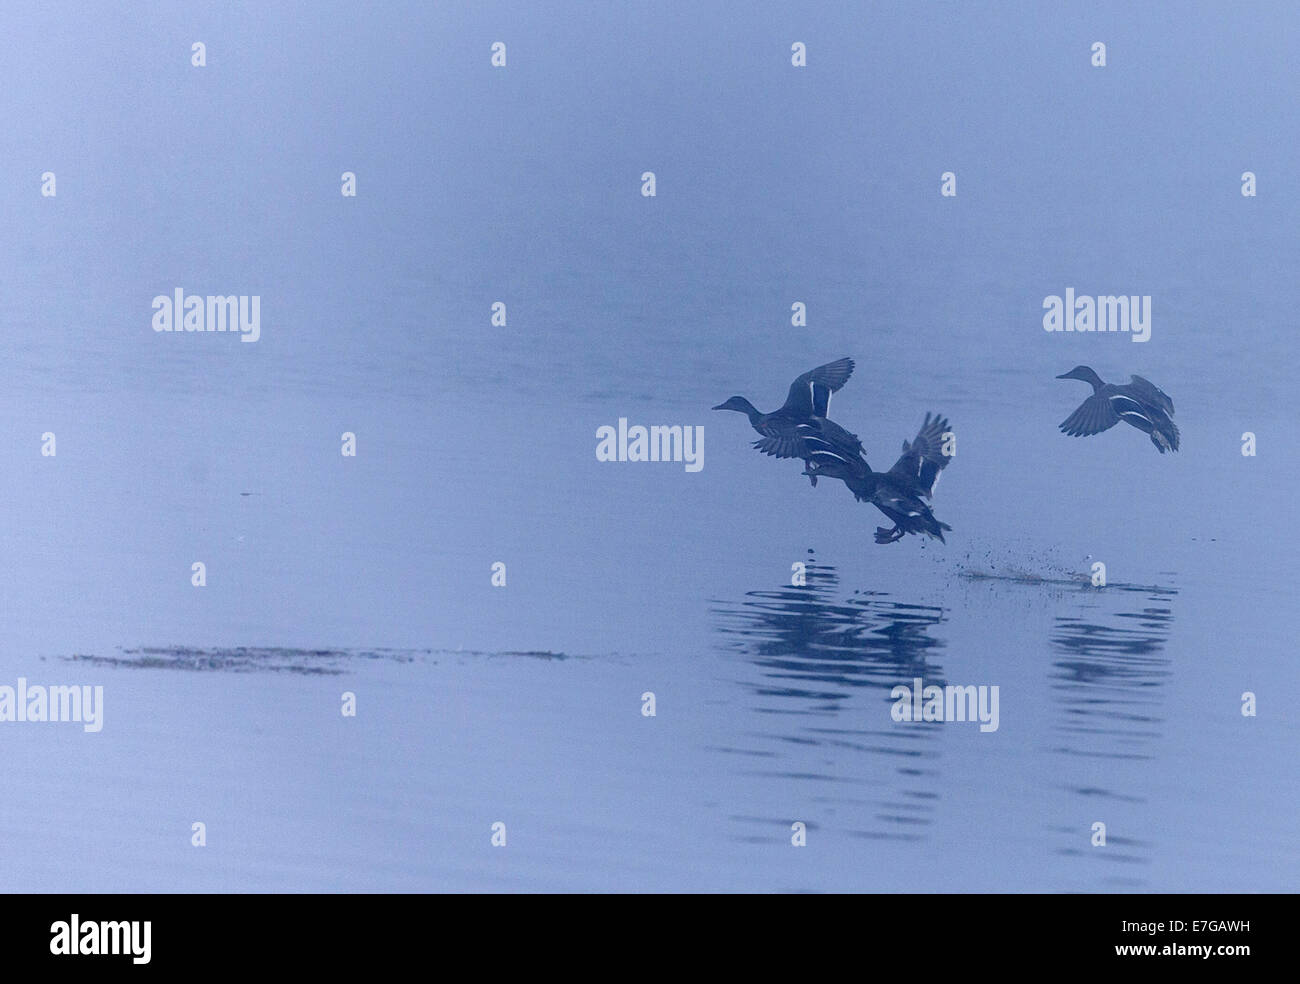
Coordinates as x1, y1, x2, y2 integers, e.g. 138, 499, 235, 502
1109, 394, 1144, 412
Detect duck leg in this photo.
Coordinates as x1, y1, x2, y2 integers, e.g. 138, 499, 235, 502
874, 525, 904, 544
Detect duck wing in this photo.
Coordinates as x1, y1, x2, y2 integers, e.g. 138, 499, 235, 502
888, 413, 952, 497
1127, 375, 1174, 415
1060, 392, 1120, 437
751, 425, 816, 459
815, 416, 864, 454
780, 358, 855, 416
752, 419, 866, 468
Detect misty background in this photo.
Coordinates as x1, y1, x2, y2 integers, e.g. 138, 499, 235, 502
1, 2, 1295, 891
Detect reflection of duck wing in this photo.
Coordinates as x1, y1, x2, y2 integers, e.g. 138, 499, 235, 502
1059, 392, 1120, 437
1127, 374, 1174, 415
779, 358, 855, 416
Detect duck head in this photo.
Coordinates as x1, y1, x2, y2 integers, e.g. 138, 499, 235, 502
1056, 365, 1104, 389
712, 396, 757, 414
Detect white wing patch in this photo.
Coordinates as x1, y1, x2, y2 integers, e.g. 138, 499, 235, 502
1110, 393, 1151, 426
1109, 394, 1144, 413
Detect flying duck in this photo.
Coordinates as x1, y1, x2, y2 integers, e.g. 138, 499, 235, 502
801, 413, 954, 543
1056, 366, 1179, 453
713, 358, 864, 484
753, 410, 952, 544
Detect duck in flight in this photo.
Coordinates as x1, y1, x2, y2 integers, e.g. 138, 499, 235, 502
1056, 366, 1179, 453
712, 358, 864, 485
796, 413, 954, 544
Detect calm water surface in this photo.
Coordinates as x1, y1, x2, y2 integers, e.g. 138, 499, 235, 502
1, 2, 1297, 891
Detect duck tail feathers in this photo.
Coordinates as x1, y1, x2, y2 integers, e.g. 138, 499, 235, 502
1149, 418, 1180, 453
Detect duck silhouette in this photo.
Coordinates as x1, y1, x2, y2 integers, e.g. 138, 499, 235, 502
713, 358, 864, 484
799, 413, 954, 544
1056, 366, 1179, 453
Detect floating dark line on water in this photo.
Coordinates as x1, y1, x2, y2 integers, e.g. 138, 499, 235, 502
60, 645, 600, 673
958, 570, 1177, 596
64, 646, 422, 675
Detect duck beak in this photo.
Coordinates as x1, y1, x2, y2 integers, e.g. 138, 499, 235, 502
1055, 372, 1071, 379
711, 403, 726, 410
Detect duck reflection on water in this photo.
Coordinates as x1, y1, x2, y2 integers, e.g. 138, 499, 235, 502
712, 558, 948, 707
710, 558, 951, 843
